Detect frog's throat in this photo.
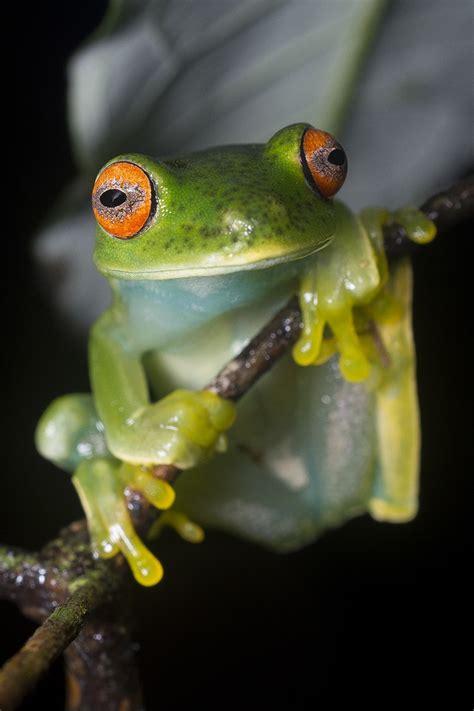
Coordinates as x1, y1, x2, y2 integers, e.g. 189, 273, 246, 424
98, 238, 333, 280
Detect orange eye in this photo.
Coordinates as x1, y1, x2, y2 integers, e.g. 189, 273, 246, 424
92, 161, 156, 239
300, 127, 347, 198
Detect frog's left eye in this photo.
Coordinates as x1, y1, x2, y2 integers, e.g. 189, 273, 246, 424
92, 161, 156, 239
300, 127, 347, 198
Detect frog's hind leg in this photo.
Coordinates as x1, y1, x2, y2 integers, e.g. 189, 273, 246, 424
36, 394, 168, 586
35, 393, 109, 472
368, 259, 420, 522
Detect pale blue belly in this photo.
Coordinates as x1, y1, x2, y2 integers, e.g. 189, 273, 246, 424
114, 260, 303, 395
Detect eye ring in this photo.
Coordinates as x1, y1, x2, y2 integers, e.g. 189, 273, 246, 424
92, 161, 156, 239
300, 127, 347, 198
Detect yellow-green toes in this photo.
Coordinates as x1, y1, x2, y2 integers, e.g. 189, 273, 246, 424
73, 458, 176, 587
148, 510, 205, 544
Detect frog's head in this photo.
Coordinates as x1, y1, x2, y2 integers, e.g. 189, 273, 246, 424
92, 123, 347, 279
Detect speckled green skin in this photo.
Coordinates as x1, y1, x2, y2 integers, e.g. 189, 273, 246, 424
36, 123, 436, 585
94, 124, 335, 279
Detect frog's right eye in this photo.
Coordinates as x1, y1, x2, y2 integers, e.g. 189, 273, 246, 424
92, 161, 156, 239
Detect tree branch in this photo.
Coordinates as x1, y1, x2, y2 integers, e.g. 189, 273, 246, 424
0, 578, 115, 711
0, 175, 472, 710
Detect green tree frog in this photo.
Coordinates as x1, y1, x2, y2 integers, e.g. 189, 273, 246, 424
36, 124, 435, 586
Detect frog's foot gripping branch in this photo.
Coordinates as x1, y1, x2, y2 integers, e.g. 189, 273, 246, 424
36, 390, 234, 586
107, 389, 236, 470
293, 205, 436, 382
293, 206, 436, 522
73, 461, 206, 586
73, 459, 175, 586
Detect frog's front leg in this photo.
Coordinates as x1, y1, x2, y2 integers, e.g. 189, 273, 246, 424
90, 312, 236, 468
293, 202, 383, 382
293, 202, 435, 523
84, 312, 235, 577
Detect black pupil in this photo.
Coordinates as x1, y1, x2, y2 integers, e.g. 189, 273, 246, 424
100, 189, 127, 208
327, 148, 345, 166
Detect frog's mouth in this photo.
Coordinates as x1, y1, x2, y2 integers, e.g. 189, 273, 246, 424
99, 237, 333, 280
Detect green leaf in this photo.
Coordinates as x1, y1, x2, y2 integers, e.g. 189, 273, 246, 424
68, 0, 384, 170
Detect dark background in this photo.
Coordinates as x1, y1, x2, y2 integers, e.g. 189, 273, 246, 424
2, 3, 472, 708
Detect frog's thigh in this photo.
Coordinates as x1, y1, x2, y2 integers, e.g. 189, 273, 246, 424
35, 394, 108, 472
369, 260, 419, 522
